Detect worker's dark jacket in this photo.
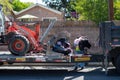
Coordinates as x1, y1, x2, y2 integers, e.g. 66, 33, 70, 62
78, 40, 91, 51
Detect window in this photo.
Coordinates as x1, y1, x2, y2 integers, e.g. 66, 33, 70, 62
42, 17, 57, 22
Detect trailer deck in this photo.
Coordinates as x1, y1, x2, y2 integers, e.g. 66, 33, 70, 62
0, 51, 91, 64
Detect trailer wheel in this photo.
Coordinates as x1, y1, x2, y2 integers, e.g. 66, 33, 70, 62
116, 55, 120, 73
8, 35, 30, 56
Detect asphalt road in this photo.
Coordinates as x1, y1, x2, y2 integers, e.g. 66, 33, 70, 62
0, 67, 119, 80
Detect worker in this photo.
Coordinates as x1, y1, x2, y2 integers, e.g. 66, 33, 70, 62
74, 36, 91, 71
73, 36, 80, 54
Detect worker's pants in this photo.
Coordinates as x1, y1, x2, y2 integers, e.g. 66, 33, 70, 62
75, 63, 85, 68
75, 50, 85, 68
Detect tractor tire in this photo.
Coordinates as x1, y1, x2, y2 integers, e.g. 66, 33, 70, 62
8, 35, 30, 56
116, 55, 120, 73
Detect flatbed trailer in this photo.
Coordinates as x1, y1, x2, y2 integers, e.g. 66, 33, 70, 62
0, 51, 91, 66
0, 51, 107, 72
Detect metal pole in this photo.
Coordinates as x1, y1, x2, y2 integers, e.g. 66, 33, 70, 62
40, 20, 56, 42
104, 49, 109, 75
108, 0, 114, 20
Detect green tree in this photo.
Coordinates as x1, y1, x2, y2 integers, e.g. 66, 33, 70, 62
42, 0, 74, 18
114, 0, 120, 20
74, 0, 109, 24
11, 0, 33, 11
0, 0, 13, 14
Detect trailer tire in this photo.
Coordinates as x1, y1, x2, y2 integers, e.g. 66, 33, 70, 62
116, 55, 120, 73
8, 35, 30, 56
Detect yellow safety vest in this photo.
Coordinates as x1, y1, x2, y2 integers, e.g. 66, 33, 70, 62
75, 45, 80, 51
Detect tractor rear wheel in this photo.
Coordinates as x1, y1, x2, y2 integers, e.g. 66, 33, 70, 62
8, 35, 30, 56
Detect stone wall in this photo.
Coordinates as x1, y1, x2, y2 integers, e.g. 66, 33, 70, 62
34, 20, 102, 54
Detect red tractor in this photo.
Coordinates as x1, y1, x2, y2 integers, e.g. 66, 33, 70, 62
0, 5, 55, 56
6, 22, 42, 55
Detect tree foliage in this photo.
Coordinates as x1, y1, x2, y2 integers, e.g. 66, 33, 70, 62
43, 0, 120, 23
42, 0, 70, 11
42, 0, 74, 18
114, 0, 120, 20
11, 0, 33, 11
0, 0, 13, 14
74, 0, 109, 23
42, 0, 110, 22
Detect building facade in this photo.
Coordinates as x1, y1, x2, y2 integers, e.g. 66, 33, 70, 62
14, 4, 64, 21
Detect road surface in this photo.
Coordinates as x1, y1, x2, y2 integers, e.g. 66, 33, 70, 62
0, 66, 119, 80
